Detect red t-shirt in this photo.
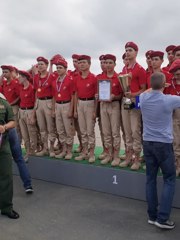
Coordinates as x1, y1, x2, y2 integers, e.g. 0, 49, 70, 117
74, 72, 97, 98
165, 79, 180, 96
69, 69, 80, 79
34, 72, 55, 98
51, 75, 74, 102
97, 72, 122, 96
19, 83, 35, 108
122, 63, 146, 93
2, 79, 20, 104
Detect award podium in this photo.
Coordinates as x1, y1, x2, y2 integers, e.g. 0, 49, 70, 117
13, 146, 180, 208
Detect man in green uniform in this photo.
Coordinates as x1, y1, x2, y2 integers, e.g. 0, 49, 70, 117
0, 94, 19, 219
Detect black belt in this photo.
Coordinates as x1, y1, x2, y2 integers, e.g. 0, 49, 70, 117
20, 107, 34, 110
38, 97, 52, 100
56, 100, 70, 104
79, 97, 94, 101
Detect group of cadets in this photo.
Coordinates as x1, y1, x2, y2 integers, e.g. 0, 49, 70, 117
0, 42, 180, 176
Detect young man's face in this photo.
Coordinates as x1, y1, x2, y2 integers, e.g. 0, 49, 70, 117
146, 56, 152, 68
173, 69, 180, 82
18, 75, 25, 84
2, 69, 11, 79
73, 59, 79, 70
105, 59, 116, 72
37, 61, 48, 73
56, 65, 67, 76
151, 57, 163, 70
100, 60, 107, 72
78, 60, 90, 72
123, 56, 129, 66
167, 50, 174, 64
125, 47, 137, 60
174, 50, 180, 60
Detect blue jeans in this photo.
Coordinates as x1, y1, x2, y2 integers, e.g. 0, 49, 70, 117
143, 141, 176, 223
8, 128, 32, 189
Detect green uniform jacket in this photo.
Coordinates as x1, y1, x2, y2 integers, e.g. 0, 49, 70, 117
0, 97, 14, 213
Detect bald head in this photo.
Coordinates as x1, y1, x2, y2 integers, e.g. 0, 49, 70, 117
150, 72, 166, 90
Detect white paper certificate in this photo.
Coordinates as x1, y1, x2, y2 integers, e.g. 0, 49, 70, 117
98, 80, 111, 101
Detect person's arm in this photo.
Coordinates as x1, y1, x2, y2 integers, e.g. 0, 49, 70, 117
73, 92, 78, 118
111, 93, 122, 101
170, 95, 180, 109
68, 94, 74, 118
0, 121, 15, 133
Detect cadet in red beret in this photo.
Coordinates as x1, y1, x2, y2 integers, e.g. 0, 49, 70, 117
122, 53, 129, 67
162, 45, 176, 72
18, 70, 38, 159
173, 45, 180, 60
120, 42, 146, 170
36, 56, 49, 65
96, 55, 107, 160
145, 50, 154, 83
78, 55, 91, 61
68, 54, 83, 154
166, 59, 180, 176
97, 54, 123, 166
125, 42, 138, 51
1, 65, 21, 140
34, 56, 57, 157
146, 51, 172, 91
74, 55, 97, 163
51, 60, 75, 160
99, 55, 107, 74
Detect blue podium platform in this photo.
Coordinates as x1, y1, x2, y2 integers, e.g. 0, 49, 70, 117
13, 156, 180, 208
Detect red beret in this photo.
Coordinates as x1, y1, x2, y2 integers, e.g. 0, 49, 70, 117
165, 45, 176, 53
37, 56, 49, 64
12, 66, 19, 72
125, 42, 138, 51
150, 51, 164, 58
99, 55, 105, 61
122, 53, 126, 60
173, 45, 180, 54
145, 50, 154, 58
169, 59, 180, 73
55, 59, 68, 68
1, 65, 14, 71
72, 54, 80, 60
104, 54, 116, 62
18, 70, 31, 79
51, 54, 65, 65
78, 55, 91, 61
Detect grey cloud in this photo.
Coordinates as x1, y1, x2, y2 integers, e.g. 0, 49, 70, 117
0, 0, 179, 73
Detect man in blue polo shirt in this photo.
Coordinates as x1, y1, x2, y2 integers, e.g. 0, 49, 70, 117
140, 72, 180, 230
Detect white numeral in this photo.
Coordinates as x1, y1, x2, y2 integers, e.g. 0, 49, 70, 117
112, 175, 118, 185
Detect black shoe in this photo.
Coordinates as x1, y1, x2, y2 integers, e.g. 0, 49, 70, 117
25, 186, 34, 194
155, 220, 175, 230
1, 210, 20, 219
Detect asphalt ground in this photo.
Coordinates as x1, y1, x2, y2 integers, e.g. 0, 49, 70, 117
0, 176, 179, 240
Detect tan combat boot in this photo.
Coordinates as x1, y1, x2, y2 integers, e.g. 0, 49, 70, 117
119, 149, 133, 167
55, 144, 67, 159
49, 141, 56, 157
111, 148, 121, 167
75, 145, 88, 161
131, 153, 141, 171
35, 147, 49, 157
98, 150, 107, 160
88, 147, 95, 163
65, 145, 73, 160
100, 148, 112, 165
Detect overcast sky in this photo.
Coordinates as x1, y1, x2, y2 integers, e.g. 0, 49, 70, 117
0, 0, 179, 73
